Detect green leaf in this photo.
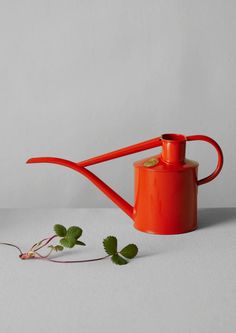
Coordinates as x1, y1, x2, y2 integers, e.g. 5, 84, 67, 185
66, 226, 82, 239
103, 236, 117, 255
48, 245, 64, 252
111, 254, 128, 265
75, 240, 86, 246
60, 237, 76, 248
54, 224, 67, 237
54, 245, 64, 252
120, 244, 138, 259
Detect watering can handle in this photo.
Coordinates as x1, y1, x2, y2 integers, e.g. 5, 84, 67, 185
186, 135, 223, 186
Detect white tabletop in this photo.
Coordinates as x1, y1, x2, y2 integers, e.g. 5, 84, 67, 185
0, 208, 235, 333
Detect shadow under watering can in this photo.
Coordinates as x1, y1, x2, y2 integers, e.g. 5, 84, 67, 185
27, 134, 223, 235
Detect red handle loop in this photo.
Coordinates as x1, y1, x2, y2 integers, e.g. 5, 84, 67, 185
187, 135, 223, 186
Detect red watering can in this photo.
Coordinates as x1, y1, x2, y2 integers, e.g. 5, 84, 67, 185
27, 133, 223, 234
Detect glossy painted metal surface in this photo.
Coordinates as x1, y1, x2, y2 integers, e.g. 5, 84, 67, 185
27, 133, 223, 235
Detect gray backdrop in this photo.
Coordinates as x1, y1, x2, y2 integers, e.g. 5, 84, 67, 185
0, 0, 235, 208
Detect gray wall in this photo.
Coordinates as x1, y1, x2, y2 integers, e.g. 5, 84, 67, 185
0, 0, 235, 208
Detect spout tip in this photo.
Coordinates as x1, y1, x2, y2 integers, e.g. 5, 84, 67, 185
26, 157, 45, 164
25, 156, 76, 167
26, 158, 36, 164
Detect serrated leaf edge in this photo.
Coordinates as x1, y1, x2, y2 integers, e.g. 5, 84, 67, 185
66, 226, 83, 239
103, 236, 117, 255
119, 244, 138, 259
53, 224, 67, 237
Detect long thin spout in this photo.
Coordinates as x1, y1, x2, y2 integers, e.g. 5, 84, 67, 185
26, 157, 133, 219
76, 136, 162, 167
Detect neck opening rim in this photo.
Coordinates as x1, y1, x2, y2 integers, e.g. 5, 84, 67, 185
161, 133, 186, 164
161, 133, 186, 142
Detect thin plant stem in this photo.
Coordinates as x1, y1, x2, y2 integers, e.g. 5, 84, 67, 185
35, 251, 110, 263
30, 239, 46, 251
0, 242, 23, 255
36, 248, 54, 259
31, 235, 58, 252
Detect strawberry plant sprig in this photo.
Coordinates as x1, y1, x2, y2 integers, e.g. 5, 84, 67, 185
0, 224, 138, 265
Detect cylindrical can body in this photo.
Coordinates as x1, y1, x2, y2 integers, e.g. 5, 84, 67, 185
133, 156, 198, 234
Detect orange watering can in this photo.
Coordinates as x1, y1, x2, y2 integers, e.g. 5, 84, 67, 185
27, 133, 223, 234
